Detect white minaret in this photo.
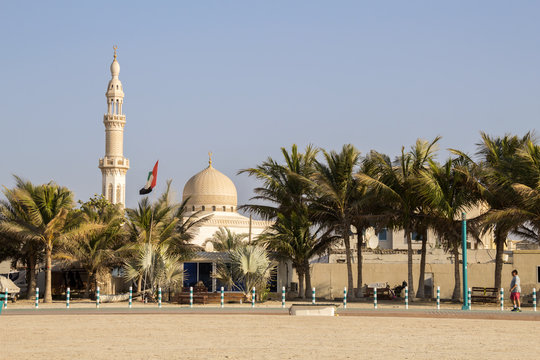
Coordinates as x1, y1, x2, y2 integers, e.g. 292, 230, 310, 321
98, 46, 129, 205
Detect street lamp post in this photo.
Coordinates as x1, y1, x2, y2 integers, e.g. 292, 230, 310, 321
461, 212, 470, 310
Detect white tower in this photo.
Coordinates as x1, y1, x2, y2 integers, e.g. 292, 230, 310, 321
98, 47, 129, 205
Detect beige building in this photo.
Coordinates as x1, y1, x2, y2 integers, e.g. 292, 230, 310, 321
98, 47, 129, 205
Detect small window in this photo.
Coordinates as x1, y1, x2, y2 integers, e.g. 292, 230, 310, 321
192, 206, 195, 211
378, 229, 387, 241
222, 206, 226, 211
411, 232, 425, 241
537, 266, 540, 283
116, 85, 119, 89
212, 206, 216, 211
202, 206, 205, 211
230, 206, 233, 212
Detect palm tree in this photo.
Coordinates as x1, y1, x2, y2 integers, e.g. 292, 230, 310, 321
311, 144, 361, 296
358, 138, 440, 299
204, 227, 247, 252
55, 195, 124, 298
467, 133, 532, 290
415, 157, 482, 300
226, 244, 275, 299
0, 177, 43, 299
351, 153, 391, 297
257, 211, 338, 299
0, 177, 94, 302
240, 145, 319, 297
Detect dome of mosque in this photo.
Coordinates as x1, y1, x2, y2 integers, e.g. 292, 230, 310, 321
182, 159, 238, 210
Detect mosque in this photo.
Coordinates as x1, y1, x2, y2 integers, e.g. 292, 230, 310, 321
98, 49, 276, 293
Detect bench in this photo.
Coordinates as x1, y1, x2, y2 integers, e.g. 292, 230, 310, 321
365, 286, 393, 300
471, 287, 498, 303
177, 291, 246, 305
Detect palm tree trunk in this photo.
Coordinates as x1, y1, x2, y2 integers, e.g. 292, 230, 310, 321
304, 261, 312, 299
356, 233, 363, 298
25, 254, 37, 300
137, 275, 142, 293
84, 271, 93, 298
416, 236, 427, 299
452, 246, 460, 301
44, 247, 53, 303
405, 229, 415, 300
297, 268, 305, 299
343, 225, 354, 296
494, 228, 506, 291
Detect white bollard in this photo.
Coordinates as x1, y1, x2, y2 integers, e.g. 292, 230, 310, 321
252, 287, 256, 308
533, 288, 536, 312
343, 287, 347, 309
468, 288, 471, 310
281, 286, 286, 308
96, 286, 100, 309
189, 286, 193, 308
35, 287, 39, 309
500, 288, 504, 311
405, 286, 409, 309
129, 286, 132, 309
221, 287, 224, 308
312, 287, 316, 305
374, 288, 378, 309
158, 287, 162, 308
437, 286, 440, 310
66, 287, 70, 309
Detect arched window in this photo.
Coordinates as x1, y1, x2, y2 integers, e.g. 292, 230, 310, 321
230, 206, 233, 212
107, 184, 113, 203
192, 206, 195, 211
212, 206, 216, 211
222, 206, 226, 211
116, 184, 122, 203
116, 85, 119, 89
202, 206, 205, 211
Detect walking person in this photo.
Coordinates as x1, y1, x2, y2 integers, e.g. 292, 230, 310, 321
510, 269, 521, 312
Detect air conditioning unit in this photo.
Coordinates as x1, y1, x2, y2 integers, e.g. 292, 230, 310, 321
290, 282, 298, 292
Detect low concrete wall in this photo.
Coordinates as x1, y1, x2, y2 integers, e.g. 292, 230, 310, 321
295, 250, 540, 300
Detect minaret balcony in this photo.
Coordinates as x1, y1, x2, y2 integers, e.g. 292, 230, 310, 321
103, 114, 126, 121
99, 157, 130, 169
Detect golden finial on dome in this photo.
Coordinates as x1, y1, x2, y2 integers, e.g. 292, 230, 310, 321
113, 45, 118, 60
208, 152, 213, 167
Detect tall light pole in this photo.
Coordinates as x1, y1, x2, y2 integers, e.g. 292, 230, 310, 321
461, 212, 470, 310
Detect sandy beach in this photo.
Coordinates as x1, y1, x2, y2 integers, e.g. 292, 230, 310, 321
2, 311, 538, 360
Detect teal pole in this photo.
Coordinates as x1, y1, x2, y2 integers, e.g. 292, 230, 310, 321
461, 212, 469, 310
158, 287, 162, 308
66, 287, 70, 309
129, 286, 132, 308
281, 286, 286, 308
35, 287, 39, 309
220, 287, 224, 308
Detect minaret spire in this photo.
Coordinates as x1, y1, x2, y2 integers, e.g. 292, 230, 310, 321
98, 47, 129, 206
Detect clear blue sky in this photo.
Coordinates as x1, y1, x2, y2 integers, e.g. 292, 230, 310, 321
1, 1, 539, 208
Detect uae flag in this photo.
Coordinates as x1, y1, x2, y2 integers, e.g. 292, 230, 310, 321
139, 161, 159, 195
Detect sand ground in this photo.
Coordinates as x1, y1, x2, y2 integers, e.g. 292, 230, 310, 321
1, 312, 539, 360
